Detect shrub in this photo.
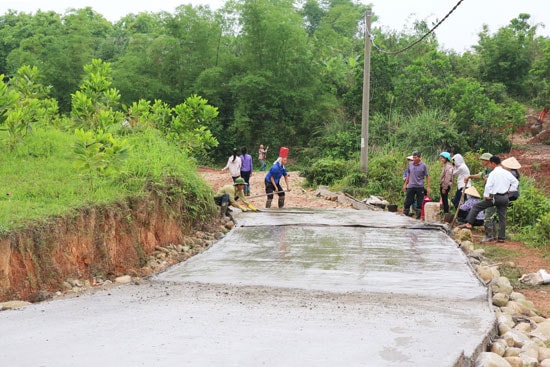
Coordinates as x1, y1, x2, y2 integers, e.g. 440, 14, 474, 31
302, 158, 349, 186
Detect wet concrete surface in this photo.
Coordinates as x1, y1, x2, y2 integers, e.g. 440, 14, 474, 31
0, 209, 495, 366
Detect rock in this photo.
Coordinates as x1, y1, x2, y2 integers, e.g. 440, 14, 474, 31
493, 293, 510, 307
513, 322, 532, 333
475, 352, 512, 367
492, 277, 513, 296
518, 355, 538, 367
531, 320, 550, 341
478, 266, 494, 283
453, 228, 473, 242
491, 339, 508, 355
28, 290, 54, 303
502, 356, 521, 367
460, 240, 475, 253
1, 300, 31, 310
115, 275, 132, 284
541, 359, 550, 367
539, 347, 550, 361
502, 329, 530, 348
503, 347, 521, 357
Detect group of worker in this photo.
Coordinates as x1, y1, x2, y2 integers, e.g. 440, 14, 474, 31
215, 150, 291, 218
403, 150, 520, 243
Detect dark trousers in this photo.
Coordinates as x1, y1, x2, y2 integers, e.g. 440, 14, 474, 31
457, 209, 484, 226
466, 194, 509, 240
452, 188, 467, 209
404, 187, 424, 218
214, 193, 230, 206
240, 170, 251, 195
265, 180, 284, 200
440, 185, 451, 213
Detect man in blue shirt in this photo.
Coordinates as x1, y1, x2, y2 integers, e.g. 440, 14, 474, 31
265, 156, 291, 208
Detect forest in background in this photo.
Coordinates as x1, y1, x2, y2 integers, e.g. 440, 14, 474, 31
0, 0, 549, 245
1, 0, 549, 159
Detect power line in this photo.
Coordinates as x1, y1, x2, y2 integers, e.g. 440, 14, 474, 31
368, 0, 465, 54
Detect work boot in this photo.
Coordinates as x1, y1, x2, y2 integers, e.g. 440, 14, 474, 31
403, 208, 410, 217
415, 209, 422, 220
265, 199, 272, 208
278, 197, 285, 208
220, 203, 229, 218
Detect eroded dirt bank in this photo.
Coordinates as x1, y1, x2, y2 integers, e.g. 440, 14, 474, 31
0, 191, 217, 302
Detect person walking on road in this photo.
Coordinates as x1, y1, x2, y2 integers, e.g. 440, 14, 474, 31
464, 152, 495, 242
265, 156, 291, 208
403, 151, 431, 219
463, 156, 519, 243
239, 146, 253, 196
222, 148, 242, 183
439, 151, 454, 214
258, 144, 269, 171
214, 178, 258, 218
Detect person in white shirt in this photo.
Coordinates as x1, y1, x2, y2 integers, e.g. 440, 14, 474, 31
221, 148, 242, 182
464, 156, 519, 242
451, 153, 471, 209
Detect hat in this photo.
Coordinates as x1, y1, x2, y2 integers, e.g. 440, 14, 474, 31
464, 186, 481, 198
439, 152, 451, 161
233, 178, 246, 185
501, 157, 521, 170
406, 155, 413, 161
412, 151, 421, 157
480, 152, 493, 161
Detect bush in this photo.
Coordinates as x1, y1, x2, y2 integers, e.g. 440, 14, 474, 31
302, 158, 350, 187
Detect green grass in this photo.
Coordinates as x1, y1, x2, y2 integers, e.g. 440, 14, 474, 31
0, 127, 214, 233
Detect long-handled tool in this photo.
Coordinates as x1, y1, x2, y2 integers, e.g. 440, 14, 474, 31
244, 190, 289, 200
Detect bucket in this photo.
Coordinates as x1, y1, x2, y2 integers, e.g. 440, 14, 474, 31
420, 196, 432, 219
279, 147, 289, 159
424, 202, 440, 223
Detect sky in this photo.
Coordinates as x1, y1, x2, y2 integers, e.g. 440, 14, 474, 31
1, 0, 549, 53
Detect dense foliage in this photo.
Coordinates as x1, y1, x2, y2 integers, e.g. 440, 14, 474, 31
1, 3, 548, 159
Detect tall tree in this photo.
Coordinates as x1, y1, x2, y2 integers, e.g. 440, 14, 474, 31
475, 14, 537, 98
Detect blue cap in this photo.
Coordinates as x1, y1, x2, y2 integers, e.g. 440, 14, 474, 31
440, 152, 451, 161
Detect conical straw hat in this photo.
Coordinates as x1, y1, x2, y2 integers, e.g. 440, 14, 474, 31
464, 186, 481, 198
501, 157, 521, 169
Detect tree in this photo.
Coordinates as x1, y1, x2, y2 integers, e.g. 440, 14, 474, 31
475, 14, 537, 98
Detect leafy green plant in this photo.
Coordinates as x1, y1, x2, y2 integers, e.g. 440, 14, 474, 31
72, 128, 129, 189
70, 59, 124, 131
0, 66, 59, 150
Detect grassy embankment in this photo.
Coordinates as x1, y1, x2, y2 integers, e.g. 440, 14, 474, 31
0, 127, 215, 234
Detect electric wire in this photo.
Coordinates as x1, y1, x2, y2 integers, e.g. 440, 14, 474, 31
368, 0, 465, 54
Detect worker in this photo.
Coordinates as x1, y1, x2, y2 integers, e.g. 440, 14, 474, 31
214, 178, 258, 217
265, 156, 291, 208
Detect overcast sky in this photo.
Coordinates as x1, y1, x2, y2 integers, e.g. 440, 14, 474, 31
1, 0, 549, 52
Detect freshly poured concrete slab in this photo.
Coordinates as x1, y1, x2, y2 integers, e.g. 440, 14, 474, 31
0, 209, 495, 367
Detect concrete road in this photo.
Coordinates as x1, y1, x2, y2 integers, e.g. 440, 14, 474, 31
0, 209, 495, 367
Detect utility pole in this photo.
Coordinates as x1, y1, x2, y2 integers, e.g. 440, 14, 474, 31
360, 8, 372, 175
